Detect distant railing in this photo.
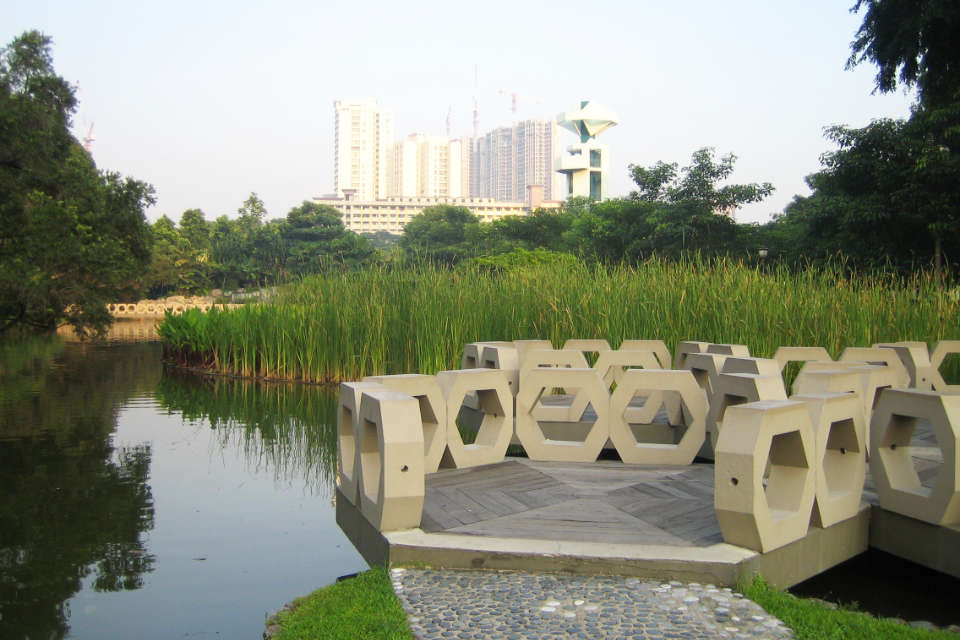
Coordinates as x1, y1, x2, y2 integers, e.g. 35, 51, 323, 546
106, 298, 242, 319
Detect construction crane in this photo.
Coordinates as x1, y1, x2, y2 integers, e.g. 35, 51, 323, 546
498, 89, 542, 117
83, 123, 95, 153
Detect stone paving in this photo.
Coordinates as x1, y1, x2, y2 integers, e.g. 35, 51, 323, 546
391, 568, 793, 640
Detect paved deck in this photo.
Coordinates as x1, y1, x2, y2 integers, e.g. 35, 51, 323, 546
421, 459, 723, 547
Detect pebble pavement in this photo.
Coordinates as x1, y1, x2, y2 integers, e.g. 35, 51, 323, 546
390, 568, 793, 640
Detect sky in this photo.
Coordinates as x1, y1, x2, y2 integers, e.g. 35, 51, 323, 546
6, 0, 916, 225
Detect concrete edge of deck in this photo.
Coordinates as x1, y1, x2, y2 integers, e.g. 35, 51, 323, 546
869, 506, 960, 579
336, 487, 871, 588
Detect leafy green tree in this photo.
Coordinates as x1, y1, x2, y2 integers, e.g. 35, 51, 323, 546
848, 0, 960, 109
178, 208, 210, 254
280, 201, 372, 274
0, 31, 153, 336
399, 205, 482, 264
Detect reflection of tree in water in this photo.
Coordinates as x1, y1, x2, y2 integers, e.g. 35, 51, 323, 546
155, 370, 338, 496
0, 339, 159, 640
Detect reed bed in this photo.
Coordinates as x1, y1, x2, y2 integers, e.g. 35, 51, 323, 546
157, 257, 959, 384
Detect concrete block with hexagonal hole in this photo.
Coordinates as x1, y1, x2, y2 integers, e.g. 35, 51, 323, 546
512, 339, 554, 361
714, 399, 817, 552
338, 381, 388, 505
773, 346, 833, 373
708, 373, 788, 450
362, 374, 447, 473
683, 353, 729, 450
674, 341, 710, 369
609, 369, 708, 465
619, 340, 672, 370
792, 392, 866, 528
518, 349, 590, 421
875, 342, 937, 390
480, 344, 521, 396
707, 343, 751, 357
357, 389, 425, 532
597, 348, 678, 427
870, 389, 960, 525
931, 340, 960, 393
562, 338, 611, 366
460, 341, 513, 369
721, 357, 782, 377
516, 368, 610, 462
839, 347, 910, 388
435, 369, 514, 469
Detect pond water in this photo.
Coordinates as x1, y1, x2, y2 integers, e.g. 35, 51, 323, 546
0, 334, 365, 639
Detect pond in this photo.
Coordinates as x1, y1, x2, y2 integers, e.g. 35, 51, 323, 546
0, 332, 365, 639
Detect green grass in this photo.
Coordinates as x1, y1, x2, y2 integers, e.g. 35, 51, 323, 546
158, 257, 960, 383
742, 576, 955, 639
266, 567, 413, 640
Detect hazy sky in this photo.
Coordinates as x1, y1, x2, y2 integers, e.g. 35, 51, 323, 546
6, 0, 915, 224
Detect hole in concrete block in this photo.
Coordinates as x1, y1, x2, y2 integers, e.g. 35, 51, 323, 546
401, 465, 408, 472
907, 414, 943, 492
475, 389, 507, 447
340, 406, 356, 466
764, 431, 809, 518
939, 352, 960, 385
414, 394, 441, 457
717, 393, 749, 426
531, 385, 596, 444
730, 477, 739, 486
823, 418, 860, 495
360, 418, 380, 502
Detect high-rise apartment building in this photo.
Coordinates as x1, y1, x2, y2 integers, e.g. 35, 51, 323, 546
333, 100, 394, 201
475, 126, 516, 201
473, 119, 559, 203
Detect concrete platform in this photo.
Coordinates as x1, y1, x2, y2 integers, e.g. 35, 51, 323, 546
337, 458, 871, 588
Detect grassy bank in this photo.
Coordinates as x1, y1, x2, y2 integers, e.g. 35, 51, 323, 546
265, 567, 412, 640
158, 258, 959, 383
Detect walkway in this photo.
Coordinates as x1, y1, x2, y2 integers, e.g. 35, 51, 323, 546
391, 567, 793, 640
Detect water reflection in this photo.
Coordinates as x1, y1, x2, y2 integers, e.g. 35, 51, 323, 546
0, 339, 160, 640
154, 370, 338, 497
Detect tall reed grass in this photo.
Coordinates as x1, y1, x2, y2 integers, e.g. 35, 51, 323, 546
157, 257, 960, 384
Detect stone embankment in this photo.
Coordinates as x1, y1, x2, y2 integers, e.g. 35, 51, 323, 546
107, 296, 240, 319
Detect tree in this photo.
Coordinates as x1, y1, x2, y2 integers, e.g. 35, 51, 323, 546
399, 205, 482, 264
280, 201, 372, 274
0, 31, 153, 336
774, 117, 960, 273
848, 0, 960, 109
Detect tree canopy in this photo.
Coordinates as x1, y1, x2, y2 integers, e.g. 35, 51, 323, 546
0, 31, 153, 336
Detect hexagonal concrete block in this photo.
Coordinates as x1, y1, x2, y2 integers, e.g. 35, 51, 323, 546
338, 381, 387, 505
931, 340, 960, 393
773, 346, 833, 373
357, 389, 425, 532
516, 368, 610, 462
562, 338, 612, 354
792, 392, 866, 528
518, 349, 590, 421
709, 373, 788, 450
674, 341, 710, 369
683, 352, 729, 444
461, 341, 513, 369
435, 369, 514, 469
874, 342, 936, 390
792, 367, 863, 397
870, 389, 960, 525
512, 339, 554, 361
706, 343, 751, 357
362, 374, 447, 473
619, 339, 672, 370
593, 349, 661, 389
480, 344, 521, 396
839, 347, 910, 388
714, 399, 816, 552
609, 369, 708, 465
721, 357, 781, 377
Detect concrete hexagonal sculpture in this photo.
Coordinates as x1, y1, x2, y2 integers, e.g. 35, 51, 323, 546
674, 341, 710, 369
518, 349, 590, 421
593, 349, 661, 389
839, 347, 910, 388
357, 389, 425, 532
619, 339, 672, 370
773, 346, 832, 373
480, 344, 521, 396
362, 374, 447, 473
461, 341, 513, 369
512, 339, 554, 361
338, 380, 387, 505
714, 399, 816, 552
516, 367, 610, 462
721, 357, 781, 377
435, 369, 514, 469
562, 338, 612, 366
683, 353, 729, 448
609, 369, 708, 465
792, 392, 866, 528
792, 366, 862, 397
870, 389, 960, 525
874, 342, 936, 390
708, 373, 788, 450
706, 343, 751, 358
931, 340, 960, 393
